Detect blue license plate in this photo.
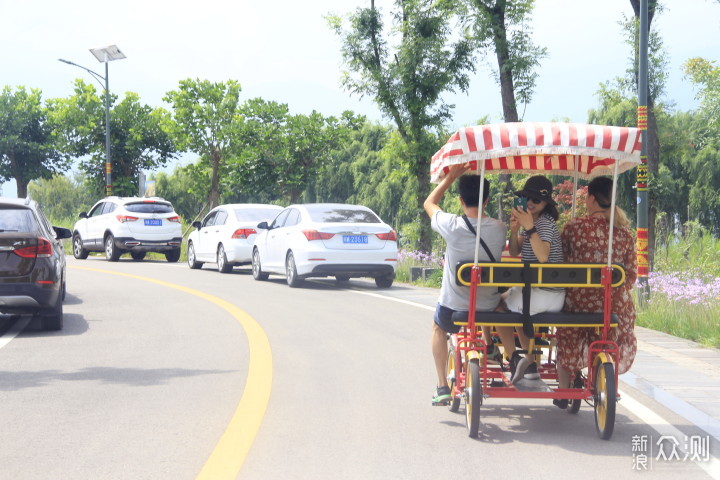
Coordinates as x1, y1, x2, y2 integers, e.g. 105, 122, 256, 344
144, 219, 162, 226
343, 235, 368, 244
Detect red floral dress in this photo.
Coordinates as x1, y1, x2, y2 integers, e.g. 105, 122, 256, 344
556, 216, 637, 374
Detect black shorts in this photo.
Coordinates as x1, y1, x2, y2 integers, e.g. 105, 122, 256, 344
434, 304, 461, 334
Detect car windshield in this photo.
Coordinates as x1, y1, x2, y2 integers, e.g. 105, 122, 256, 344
125, 202, 174, 214
233, 208, 281, 222
0, 207, 35, 232
305, 205, 380, 224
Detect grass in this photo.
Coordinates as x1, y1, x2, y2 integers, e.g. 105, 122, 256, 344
394, 249, 443, 288
636, 228, 720, 348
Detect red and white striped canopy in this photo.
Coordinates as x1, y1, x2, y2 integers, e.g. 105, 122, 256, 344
430, 122, 642, 183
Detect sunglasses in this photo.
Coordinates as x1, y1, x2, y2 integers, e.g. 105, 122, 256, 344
523, 196, 544, 205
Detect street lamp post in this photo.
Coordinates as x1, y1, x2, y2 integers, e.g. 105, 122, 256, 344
59, 45, 126, 196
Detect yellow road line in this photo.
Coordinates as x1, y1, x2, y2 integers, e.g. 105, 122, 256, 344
71, 266, 272, 479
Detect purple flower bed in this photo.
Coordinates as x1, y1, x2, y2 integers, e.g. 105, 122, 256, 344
647, 271, 720, 306
397, 249, 444, 267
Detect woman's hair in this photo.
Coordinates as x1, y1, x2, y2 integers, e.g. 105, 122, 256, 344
542, 203, 559, 221
587, 176, 630, 228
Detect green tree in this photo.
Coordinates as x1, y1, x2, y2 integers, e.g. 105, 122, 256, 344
154, 166, 208, 222
329, 0, 476, 252
230, 99, 362, 204
0, 86, 70, 197
49, 80, 177, 196
464, 0, 546, 122
461, 1, 546, 220
163, 79, 243, 208
683, 57, 720, 131
680, 57, 720, 235
28, 173, 95, 221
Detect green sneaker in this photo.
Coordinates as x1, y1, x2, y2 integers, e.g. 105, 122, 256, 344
432, 386, 451, 405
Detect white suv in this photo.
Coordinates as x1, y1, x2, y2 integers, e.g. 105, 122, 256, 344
72, 197, 183, 262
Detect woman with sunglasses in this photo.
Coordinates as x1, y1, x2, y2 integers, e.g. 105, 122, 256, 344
496, 175, 565, 383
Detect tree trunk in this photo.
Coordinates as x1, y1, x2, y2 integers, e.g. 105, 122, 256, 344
417, 164, 432, 253
15, 179, 28, 199
490, 4, 519, 222
209, 149, 221, 208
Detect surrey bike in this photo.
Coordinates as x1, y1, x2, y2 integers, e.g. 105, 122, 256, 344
433, 122, 641, 439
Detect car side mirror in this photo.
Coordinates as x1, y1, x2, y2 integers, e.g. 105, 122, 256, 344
53, 226, 73, 240
192, 221, 202, 229
78, 212, 88, 219
257, 221, 270, 230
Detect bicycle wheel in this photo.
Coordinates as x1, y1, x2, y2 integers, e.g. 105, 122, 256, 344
465, 358, 482, 438
446, 338, 461, 412
594, 362, 616, 440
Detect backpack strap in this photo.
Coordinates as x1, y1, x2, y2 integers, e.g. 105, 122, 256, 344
461, 214, 496, 263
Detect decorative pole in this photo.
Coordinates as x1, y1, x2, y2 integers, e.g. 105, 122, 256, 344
637, 0, 650, 299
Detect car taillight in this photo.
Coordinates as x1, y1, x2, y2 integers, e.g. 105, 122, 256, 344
376, 230, 397, 242
303, 230, 335, 241
13, 237, 52, 258
116, 215, 138, 223
167, 216, 181, 223
232, 228, 256, 239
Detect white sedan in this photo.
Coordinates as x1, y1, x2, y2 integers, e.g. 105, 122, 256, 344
187, 204, 283, 273
251, 203, 398, 288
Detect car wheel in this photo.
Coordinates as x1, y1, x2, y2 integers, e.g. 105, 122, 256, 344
252, 248, 269, 281
187, 242, 203, 269
165, 248, 181, 263
217, 244, 232, 273
72, 234, 89, 259
39, 286, 64, 331
131, 252, 146, 261
375, 272, 394, 289
105, 235, 121, 262
286, 251, 303, 288
335, 275, 350, 283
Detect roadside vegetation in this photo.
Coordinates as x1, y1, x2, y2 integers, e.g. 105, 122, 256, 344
639, 225, 720, 347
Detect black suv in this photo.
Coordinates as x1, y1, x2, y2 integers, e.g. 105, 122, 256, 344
0, 198, 72, 330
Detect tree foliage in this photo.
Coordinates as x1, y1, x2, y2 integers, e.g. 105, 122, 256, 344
0, 86, 70, 197
28, 173, 95, 221
163, 79, 243, 208
328, 0, 476, 252
683, 57, 720, 131
463, 0, 546, 121
49, 80, 177, 196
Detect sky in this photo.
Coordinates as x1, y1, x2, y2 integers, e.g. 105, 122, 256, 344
2, 0, 719, 196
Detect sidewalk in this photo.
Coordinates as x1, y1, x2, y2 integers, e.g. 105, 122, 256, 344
622, 326, 720, 442
361, 281, 720, 441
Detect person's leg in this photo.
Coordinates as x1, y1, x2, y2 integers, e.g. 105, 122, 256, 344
494, 326, 516, 358
432, 322, 449, 387
557, 364, 571, 389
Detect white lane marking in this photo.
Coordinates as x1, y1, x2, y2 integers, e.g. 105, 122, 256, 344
0, 316, 32, 350
622, 392, 720, 479
349, 289, 435, 311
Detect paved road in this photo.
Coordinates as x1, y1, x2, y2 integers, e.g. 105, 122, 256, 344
0, 257, 717, 479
